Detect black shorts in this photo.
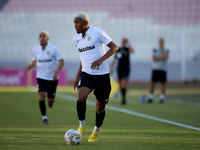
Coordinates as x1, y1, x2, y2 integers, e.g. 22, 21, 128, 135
151, 70, 167, 83
37, 78, 58, 98
117, 67, 130, 80
78, 72, 111, 104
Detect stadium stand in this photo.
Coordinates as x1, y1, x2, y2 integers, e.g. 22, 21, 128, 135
1, 0, 200, 24
0, 0, 200, 82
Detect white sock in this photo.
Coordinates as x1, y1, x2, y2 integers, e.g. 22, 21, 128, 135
160, 94, 165, 100
42, 115, 47, 120
94, 126, 100, 132
149, 94, 153, 99
79, 120, 86, 127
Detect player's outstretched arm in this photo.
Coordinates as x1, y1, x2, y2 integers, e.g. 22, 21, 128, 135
91, 41, 118, 70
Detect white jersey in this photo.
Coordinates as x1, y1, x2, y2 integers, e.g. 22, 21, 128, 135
73, 26, 112, 75
32, 43, 63, 80
152, 48, 169, 71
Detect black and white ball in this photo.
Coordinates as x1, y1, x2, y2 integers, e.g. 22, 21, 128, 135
64, 129, 81, 145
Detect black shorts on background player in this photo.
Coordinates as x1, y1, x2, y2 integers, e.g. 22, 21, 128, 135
117, 67, 130, 80
78, 72, 111, 104
151, 70, 167, 83
37, 78, 58, 98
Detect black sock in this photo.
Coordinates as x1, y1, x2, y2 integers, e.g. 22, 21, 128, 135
39, 100, 46, 116
121, 88, 126, 100
76, 101, 86, 121
95, 111, 105, 128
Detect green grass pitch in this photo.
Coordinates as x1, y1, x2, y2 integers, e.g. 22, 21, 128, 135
0, 84, 200, 150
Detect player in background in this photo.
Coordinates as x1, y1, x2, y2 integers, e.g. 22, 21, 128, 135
148, 38, 169, 103
26, 31, 64, 125
110, 38, 134, 104
73, 12, 118, 142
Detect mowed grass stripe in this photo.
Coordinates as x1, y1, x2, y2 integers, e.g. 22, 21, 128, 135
56, 93, 200, 132
0, 86, 75, 92
128, 88, 200, 95
0, 86, 200, 95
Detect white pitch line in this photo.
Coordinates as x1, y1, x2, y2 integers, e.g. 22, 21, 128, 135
56, 93, 200, 131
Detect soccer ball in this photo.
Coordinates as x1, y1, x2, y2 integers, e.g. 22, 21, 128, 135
64, 129, 81, 145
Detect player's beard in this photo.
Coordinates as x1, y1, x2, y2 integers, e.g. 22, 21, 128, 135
40, 41, 46, 46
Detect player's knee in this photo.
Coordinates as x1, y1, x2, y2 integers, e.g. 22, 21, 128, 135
96, 109, 105, 114
77, 96, 87, 102
48, 98, 54, 103
77, 92, 88, 102
48, 101, 54, 107
39, 93, 45, 101
120, 84, 126, 89
96, 105, 105, 114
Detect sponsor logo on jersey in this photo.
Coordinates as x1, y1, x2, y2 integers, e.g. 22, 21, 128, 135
38, 59, 52, 62
78, 45, 95, 53
87, 36, 92, 41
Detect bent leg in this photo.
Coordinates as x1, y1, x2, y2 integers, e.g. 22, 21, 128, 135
47, 97, 54, 108
88, 99, 106, 142
77, 87, 92, 102
95, 99, 106, 128
39, 92, 47, 119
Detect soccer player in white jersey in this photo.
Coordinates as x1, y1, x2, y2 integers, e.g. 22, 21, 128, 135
73, 12, 118, 142
148, 38, 169, 103
26, 31, 64, 125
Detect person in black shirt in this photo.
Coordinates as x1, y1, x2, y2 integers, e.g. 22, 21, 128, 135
110, 38, 134, 104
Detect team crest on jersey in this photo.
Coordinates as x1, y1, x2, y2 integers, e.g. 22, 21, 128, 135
46, 51, 50, 55
87, 36, 92, 41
